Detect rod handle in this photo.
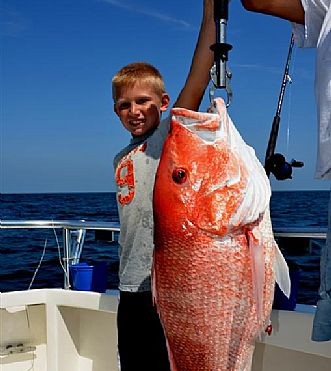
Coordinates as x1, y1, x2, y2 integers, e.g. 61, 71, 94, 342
265, 114, 281, 174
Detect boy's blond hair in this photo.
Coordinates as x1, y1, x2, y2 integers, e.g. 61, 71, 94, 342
112, 62, 166, 102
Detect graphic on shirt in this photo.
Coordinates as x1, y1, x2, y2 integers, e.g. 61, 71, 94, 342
115, 159, 135, 205
115, 142, 148, 205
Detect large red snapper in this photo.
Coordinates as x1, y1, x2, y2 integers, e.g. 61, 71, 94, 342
152, 98, 290, 371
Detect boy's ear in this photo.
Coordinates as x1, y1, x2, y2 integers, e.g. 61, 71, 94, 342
160, 93, 170, 112
113, 103, 119, 117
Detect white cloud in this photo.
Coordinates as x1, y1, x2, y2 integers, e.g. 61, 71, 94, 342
234, 63, 281, 74
0, 7, 29, 37
100, 0, 191, 29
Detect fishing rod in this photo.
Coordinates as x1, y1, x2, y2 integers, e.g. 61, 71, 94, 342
209, 0, 232, 106
264, 34, 304, 180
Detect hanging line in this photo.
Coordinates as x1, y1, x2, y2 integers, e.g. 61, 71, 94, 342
285, 43, 297, 159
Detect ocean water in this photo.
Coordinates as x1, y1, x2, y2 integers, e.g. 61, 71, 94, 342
0, 191, 329, 305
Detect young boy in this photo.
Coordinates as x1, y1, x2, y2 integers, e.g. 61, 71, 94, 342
112, 1, 215, 369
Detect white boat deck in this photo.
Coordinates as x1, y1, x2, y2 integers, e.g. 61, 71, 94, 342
253, 305, 331, 371
1, 288, 331, 371
1, 289, 119, 371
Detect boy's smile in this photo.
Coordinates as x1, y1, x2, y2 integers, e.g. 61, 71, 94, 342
114, 83, 170, 137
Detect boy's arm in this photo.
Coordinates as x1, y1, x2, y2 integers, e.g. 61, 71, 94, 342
173, 0, 305, 112
241, 0, 305, 24
174, 0, 215, 111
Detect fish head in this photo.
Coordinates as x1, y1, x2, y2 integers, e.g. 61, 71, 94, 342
154, 99, 270, 238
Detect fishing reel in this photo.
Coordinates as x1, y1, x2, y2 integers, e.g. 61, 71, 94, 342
264, 35, 305, 182
265, 153, 304, 180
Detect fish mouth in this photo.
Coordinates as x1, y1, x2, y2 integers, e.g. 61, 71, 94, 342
173, 115, 227, 145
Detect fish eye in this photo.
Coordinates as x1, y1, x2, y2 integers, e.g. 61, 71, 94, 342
172, 168, 187, 184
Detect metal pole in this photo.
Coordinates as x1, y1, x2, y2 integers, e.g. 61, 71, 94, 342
63, 228, 71, 289
209, 0, 233, 105
214, 0, 229, 88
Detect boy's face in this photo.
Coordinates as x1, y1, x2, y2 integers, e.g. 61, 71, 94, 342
114, 82, 170, 137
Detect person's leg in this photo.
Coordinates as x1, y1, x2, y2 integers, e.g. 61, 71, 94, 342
117, 291, 170, 371
312, 187, 331, 341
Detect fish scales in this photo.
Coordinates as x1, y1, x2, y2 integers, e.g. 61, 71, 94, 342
152, 98, 289, 371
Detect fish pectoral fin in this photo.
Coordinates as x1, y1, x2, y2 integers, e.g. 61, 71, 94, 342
274, 243, 291, 298
247, 227, 265, 322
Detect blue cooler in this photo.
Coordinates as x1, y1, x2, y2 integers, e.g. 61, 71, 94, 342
70, 262, 94, 291
70, 262, 108, 292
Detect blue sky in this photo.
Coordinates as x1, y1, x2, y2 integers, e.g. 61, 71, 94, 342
1, 0, 329, 193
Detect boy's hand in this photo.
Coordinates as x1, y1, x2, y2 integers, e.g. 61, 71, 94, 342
174, 0, 215, 110
204, 0, 214, 12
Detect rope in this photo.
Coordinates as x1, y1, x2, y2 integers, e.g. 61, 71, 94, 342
28, 239, 47, 290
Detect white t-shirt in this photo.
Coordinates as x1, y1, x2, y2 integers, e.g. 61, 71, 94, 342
292, 0, 331, 179
113, 117, 170, 292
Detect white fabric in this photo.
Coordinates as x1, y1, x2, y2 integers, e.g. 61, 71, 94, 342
292, 0, 331, 341
114, 117, 170, 292
292, 0, 331, 179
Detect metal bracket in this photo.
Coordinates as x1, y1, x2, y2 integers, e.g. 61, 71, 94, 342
209, 64, 232, 106
0, 343, 36, 356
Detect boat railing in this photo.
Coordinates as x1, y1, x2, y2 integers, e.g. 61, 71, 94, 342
0, 220, 327, 290
0, 219, 120, 289
272, 227, 327, 239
